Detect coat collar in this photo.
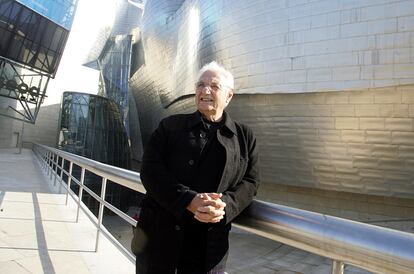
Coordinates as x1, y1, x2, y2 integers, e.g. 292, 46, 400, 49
187, 111, 237, 136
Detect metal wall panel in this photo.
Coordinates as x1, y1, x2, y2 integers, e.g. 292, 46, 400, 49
128, 0, 414, 199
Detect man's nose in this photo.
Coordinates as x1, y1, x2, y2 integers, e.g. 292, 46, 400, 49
201, 86, 212, 94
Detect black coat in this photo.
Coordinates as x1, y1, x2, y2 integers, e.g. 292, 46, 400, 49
133, 111, 260, 271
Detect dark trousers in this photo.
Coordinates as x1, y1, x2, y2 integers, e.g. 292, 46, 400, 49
136, 254, 228, 274
136, 225, 228, 274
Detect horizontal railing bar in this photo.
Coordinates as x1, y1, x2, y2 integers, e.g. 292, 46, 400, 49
32, 144, 414, 273
35, 145, 138, 229
73, 192, 136, 263
36, 144, 145, 194
58, 172, 137, 227
234, 200, 414, 274
70, 176, 80, 187
76, 181, 137, 226
33, 148, 136, 263
104, 200, 137, 227
80, 183, 101, 203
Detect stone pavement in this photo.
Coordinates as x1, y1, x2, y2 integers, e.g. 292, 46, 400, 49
0, 149, 135, 274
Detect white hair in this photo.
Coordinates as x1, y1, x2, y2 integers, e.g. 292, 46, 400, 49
196, 61, 234, 90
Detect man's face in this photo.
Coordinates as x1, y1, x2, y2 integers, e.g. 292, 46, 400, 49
195, 70, 233, 119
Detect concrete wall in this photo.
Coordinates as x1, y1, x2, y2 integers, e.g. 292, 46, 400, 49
16, 104, 61, 148
0, 103, 61, 149
0, 98, 17, 148
0, 94, 60, 149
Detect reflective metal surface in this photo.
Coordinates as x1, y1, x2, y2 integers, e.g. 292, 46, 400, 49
235, 200, 414, 274
128, 0, 414, 199
132, 0, 414, 106
33, 144, 414, 272
96, 35, 134, 135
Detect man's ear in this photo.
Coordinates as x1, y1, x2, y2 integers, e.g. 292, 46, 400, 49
226, 90, 234, 103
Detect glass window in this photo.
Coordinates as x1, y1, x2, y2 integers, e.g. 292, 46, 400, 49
18, 7, 32, 35
8, 2, 20, 26
8, 35, 24, 59
50, 27, 63, 51
59, 92, 131, 169
0, 29, 12, 54
0, 1, 69, 75
0, 1, 12, 19
34, 18, 47, 44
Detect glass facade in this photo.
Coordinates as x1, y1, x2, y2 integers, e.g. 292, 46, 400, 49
59, 92, 131, 168
16, 0, 78, 30
59, 92, 132, 212
97, 35, 133, 136
0, 0, 70, 75
83, 0, 142, 138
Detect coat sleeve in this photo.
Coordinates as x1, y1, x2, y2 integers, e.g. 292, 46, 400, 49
221, 126, 260, 223
140, 118, 197, 218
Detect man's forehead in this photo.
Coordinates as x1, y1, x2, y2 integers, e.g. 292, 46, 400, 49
200, 70, 222, 82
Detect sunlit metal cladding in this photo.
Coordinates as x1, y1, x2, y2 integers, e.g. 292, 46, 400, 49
234, 200, 414, 274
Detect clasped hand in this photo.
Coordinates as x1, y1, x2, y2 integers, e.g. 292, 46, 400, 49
187, 193, 226, 223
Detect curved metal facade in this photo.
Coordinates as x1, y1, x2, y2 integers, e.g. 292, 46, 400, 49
128, 0, 414, 200
133, 0, 414, 106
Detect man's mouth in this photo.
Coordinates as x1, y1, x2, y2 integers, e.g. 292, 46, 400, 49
200, 98, 213, 102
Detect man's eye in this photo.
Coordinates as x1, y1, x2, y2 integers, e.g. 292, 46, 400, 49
196, 82, 205, 88
211, 84, 221, 90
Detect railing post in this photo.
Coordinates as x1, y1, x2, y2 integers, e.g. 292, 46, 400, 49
46, 152, 51, 175
49, 153, 54, 180
48, 152, 52, 177
95, 177, 107, 252
66, 161, 73, 205
331, 260, 344, 274
47, 151, 52, 173
54, 155, 59, 186
41, 148, 45, 169
76, 167, 85, 222
58, 158, 65, 193
42, 148, 46, 170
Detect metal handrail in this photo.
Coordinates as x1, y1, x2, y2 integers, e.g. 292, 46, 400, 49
33, 144, 145, 263
32, 144, 414, 274
235, 201, 414, 274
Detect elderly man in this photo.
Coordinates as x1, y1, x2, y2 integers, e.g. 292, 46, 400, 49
132, 61, 260, 274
